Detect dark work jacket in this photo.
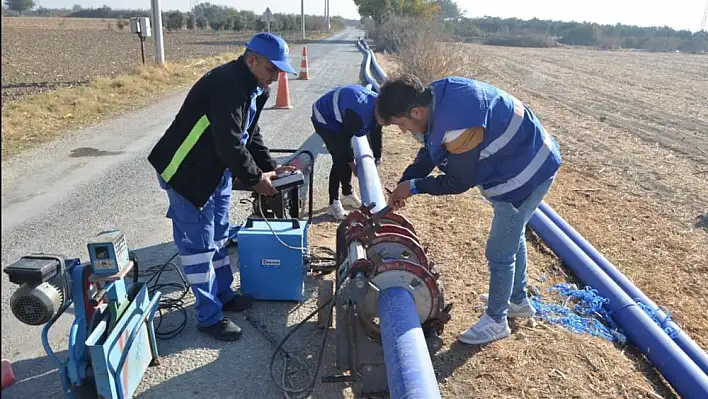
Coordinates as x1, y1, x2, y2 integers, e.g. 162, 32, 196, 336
147, 56, 277, 209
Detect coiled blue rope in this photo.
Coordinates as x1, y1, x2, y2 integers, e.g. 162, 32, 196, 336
635, 300, 680, 339
530, 283, 625, 343
531, 283, 680, 343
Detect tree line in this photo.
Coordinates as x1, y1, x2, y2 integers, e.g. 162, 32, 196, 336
354, 0, 708, 53
2, 2, 356, 33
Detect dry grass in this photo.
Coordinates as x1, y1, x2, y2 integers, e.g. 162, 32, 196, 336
298, 41, 708, 398
1, 51, 242, 158
371, 43, 708, 397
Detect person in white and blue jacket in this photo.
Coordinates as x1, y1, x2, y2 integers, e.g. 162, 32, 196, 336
377, 74, 562, 345
311, 84, 383, 220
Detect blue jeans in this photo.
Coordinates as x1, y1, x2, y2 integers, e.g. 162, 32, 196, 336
158, 170, 236, 327
485, 177, 555, 323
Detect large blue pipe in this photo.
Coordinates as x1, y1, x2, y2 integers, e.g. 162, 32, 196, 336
377, 287, 442, 399
538, 201, 708, 375
351, 135, 386, 213
351, 122, 438, 396
528, 210, 708, 397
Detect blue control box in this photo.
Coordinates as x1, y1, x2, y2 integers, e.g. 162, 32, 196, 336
237, 218, 309, 302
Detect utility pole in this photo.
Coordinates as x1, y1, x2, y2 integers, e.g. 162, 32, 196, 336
301, 0, 306, 40
326, 0, 330, 32
151, 0, 165, 65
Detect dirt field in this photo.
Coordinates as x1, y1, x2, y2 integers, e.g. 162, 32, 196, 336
305, 46, 707, 398
0, 16, 329, 102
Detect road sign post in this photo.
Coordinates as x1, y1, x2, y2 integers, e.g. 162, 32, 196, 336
262, 7, 274, 33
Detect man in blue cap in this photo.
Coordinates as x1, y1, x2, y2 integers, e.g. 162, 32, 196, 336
148, 32, 298, 341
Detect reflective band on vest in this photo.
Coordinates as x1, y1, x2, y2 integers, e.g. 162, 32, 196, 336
160, 114, 211, 182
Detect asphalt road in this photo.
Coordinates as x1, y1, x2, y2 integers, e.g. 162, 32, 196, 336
1, 27, 365, 398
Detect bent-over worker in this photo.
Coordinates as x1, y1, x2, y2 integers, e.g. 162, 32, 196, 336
311, 84, 383, 219
376, 74, 562, 345
147, 32, 298, 341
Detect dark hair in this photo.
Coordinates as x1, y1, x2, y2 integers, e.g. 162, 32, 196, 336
376, 74, 433, 124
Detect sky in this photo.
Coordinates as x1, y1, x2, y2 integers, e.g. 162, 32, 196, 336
34, 0, 708, 32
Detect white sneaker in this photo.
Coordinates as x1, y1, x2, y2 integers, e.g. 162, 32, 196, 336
327, 200, 348, 220
458, 313, 511, 345
340, 193, 362, 209
479, 293, 536, 318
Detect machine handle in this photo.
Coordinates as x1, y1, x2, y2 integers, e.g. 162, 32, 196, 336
90, 287, 108, 307
245, 218, 300, 230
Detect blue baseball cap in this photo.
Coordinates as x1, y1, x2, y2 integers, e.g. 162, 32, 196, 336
246, 32, 297, 75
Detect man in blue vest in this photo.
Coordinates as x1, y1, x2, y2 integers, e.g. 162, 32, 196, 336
147, 32, 298, 341
377, 74, 562, 345
311, 84, 383, 219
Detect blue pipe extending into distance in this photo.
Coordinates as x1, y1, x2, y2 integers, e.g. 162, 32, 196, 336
352, 135, 387, 213
538, 201, 708, 376
528, 209, 708, 398
377, 287, 442, 399
356, 39, 381, 92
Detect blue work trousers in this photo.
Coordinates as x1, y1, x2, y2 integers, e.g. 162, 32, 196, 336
158, 170, 236, 327
485, 176, 555, 323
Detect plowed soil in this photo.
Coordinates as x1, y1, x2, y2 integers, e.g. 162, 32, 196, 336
0, 16, 326, 103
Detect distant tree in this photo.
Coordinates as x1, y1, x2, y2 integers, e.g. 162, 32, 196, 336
196, 16, 207, 29
231, 13, 244, 31
186, 12, 195, 30
72, 4, 81, 11
354, 0, 440, 24
164, 10, 185, 31
4, 0, 34, 14
560, 24, 600, 45
437, 0, 462, 20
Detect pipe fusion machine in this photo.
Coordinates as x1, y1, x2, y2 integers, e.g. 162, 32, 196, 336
321, 204, 452, 397
318, 137, 452, 398
4, 230, 161, 399
230, 145, 452, 398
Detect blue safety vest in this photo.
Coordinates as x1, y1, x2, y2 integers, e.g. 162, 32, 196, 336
426, 77, 561, 205
312, 84, 378, 137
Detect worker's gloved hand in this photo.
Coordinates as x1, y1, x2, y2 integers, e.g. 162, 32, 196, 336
253, 171, 278, 196
349, 161, 358, 177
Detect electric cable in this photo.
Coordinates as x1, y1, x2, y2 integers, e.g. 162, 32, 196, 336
128, 252, 190, 339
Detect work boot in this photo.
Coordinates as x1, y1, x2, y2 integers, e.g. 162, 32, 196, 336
222, 294, 255, 312
341, 193, 362, 209
327, 200, 348, 220
198, 317, 242, 341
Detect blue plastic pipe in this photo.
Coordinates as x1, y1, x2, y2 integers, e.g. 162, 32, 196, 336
538, 201, 708, 375
351, 114, 439, 397
378, 287, 442, 399
356, 39, 381, 92
528, 210, 708, 397
351, 135, 386, 213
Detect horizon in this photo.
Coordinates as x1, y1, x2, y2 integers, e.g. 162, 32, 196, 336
19, 0, 708, 33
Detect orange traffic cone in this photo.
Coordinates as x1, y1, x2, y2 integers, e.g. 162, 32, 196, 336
299, 46, 310, 80
1, 359, 16, 390
273, 72, 293, 109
